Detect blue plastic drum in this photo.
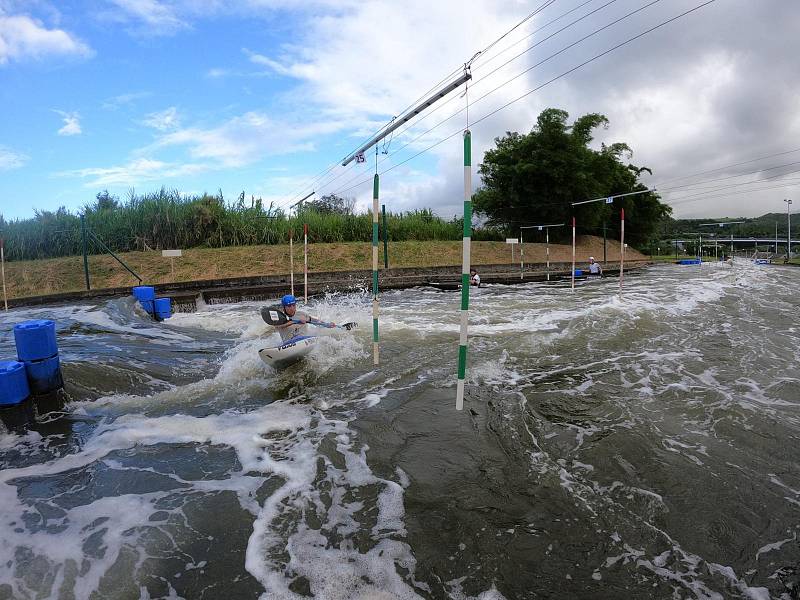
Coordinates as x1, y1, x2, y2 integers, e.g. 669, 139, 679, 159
24, 355, 64, 395
14, 320, 58, 362
0, 361, 31, 406
154, 298, 172, 320
140, 300, 155, 314
574, 269, 583, 276
133, 286, 156, 302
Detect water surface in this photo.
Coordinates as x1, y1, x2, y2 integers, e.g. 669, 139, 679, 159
0, 261, 798, 599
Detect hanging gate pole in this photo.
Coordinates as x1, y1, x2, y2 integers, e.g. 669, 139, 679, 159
619, 208, 625, 297
289, 229, 295, 297
546, 229, 551, 281
456, 130, 472, 411
1, 239, 7, 311
372, 173, 380, 365
382, 204, 388, 269
303, 224, 308, 303
571, 217, 576, 291
519, 231, 524, 279
81, 214, 90, 290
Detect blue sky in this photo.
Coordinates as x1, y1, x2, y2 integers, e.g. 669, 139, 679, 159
1, 0, 799, 221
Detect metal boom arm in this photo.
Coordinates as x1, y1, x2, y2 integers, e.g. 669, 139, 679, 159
341, 71, 472, 167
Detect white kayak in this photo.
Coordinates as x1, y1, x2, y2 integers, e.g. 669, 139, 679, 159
258, 335, 317, 369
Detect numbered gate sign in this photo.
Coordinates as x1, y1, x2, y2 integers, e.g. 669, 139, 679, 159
505, 238, 519, 244
162, 250, 182, 257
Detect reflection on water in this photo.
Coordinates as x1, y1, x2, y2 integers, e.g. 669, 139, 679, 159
0, 261, 799, 599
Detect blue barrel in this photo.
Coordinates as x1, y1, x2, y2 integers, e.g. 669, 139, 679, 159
140, 300, 155, 314
0, 361, 31, 407
154, 298, 172, 320
24, 355, 64, 395
14, 320, 58, 362
133, 286, 155, 302
574, 269, 583, 276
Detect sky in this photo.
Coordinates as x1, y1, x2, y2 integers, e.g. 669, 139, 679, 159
1, 0, 799, 222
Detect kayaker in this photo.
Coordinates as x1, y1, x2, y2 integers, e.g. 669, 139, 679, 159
272, 294, 334, 342
588, 257, 603, 275
470, 268, 481, 287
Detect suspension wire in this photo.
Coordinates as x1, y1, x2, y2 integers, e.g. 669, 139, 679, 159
353, 0, 623, 175
273, 0, 559, 212
322, 0, 667, 198
326, 0, 717, 198
289, 0, 620, 206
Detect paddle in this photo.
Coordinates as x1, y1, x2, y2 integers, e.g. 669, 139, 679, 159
260, 306, 358, 331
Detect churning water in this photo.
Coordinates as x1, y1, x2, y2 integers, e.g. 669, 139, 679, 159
1, 261, 799, 599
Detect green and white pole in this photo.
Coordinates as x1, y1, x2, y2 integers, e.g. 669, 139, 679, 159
372, 173, 380, 365
456, 130, 472, 411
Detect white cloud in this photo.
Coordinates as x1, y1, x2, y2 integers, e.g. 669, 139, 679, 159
54, 110, 81, 136
0, 14, 92, 65
105, 0, 187, 35
57, 157, 207, 187
0, 145, 29, 171
142, 106, 180, 131
147, 111, 342, 167
102, 91, 152, 110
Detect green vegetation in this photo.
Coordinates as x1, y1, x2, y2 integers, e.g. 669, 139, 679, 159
0, 189, 501, 261
473, 108, 671, 245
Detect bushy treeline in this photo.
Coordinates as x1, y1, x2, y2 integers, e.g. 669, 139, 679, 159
0, 189, 501, 261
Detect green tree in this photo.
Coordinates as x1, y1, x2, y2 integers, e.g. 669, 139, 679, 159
303, 194, 355, 215
473, 108, 671, 245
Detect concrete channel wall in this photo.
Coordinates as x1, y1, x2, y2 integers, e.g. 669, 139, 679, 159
6, 260, 650, 313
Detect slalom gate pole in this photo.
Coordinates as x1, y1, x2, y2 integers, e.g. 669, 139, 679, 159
1, 239, 7, 311
382, 204, 388, 269
289, 229, 294, 297
81, 214, 90, 290
303, 224, 308, 303
546, 228, 551, 281
619, 208, 625, 297
571, 217, 576, 291
372, 173, 380, 366
456, 130, 472, 411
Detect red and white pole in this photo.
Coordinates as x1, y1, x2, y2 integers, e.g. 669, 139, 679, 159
289, 229, 294, 297
303, 223, 308, 303
1, 238, 7, 311
571, 216, 576, 291
619, 208, 625, 297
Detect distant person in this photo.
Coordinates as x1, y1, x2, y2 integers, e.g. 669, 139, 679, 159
588, 256, 603, 275
271, 294, 332, 342
470, 268, 481, 287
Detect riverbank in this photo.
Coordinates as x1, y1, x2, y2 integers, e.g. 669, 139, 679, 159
2, 236, 640, 301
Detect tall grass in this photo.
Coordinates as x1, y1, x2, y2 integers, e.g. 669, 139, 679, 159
0, 189, 502, 261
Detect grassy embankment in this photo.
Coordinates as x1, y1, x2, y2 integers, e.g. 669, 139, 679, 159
1, 236, 642, 300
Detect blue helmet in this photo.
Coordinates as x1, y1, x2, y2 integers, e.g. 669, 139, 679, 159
281, 294, 297, 307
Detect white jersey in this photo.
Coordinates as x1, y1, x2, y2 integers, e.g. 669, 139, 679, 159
470, 274, 481, 286
277, 310, 310, 341
588, 262, 601, 274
